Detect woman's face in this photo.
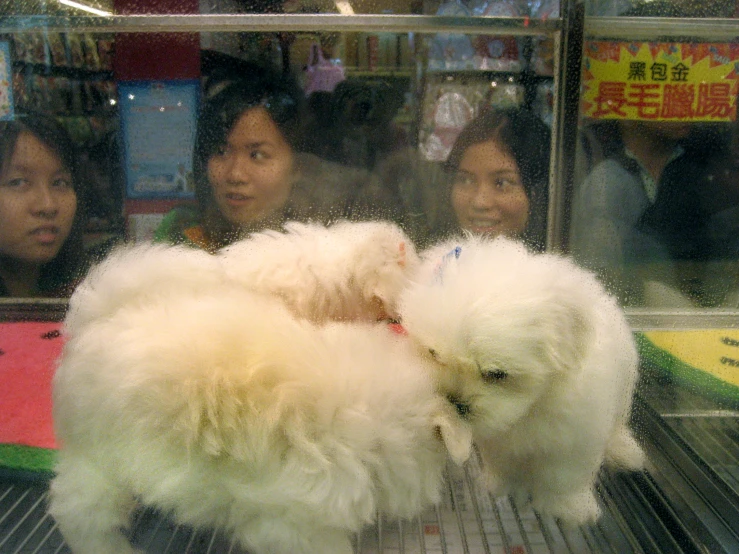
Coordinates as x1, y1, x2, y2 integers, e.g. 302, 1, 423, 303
451, 139, 530, 238
207, 107, 297, 229
0, 131, 77, 265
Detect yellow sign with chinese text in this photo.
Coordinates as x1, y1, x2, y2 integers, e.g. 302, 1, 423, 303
582, 42, 739, 122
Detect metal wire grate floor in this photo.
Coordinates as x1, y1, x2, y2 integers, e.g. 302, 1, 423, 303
0, 453, 648, 554
4, 371, 739, 553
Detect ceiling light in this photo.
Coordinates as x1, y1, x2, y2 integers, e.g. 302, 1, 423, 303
57, 0, 112, 16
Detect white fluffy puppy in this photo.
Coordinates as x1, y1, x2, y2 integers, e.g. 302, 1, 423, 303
50, 285, 471, 554
219, 220, 418, 322
399, 236, 644, 524
68, 220, 416, 330
65, 243, 223, 332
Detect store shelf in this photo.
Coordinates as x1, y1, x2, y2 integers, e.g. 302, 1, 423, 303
345, 68, 413, 79
11, 61, 112, 80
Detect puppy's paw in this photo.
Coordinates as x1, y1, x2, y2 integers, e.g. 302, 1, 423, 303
480, 468, 503, 496
533, 489, 601, 526
508, 488, 533, 512
433, 407, 472, 465
606, 427, 646, 471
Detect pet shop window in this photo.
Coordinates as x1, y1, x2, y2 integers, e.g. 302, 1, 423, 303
2, 0, 739, 552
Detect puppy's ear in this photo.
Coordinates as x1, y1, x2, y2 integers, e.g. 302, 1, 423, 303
540, 300, 592, 376
433, 405, 473, 465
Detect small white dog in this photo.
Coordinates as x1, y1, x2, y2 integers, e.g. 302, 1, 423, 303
66, 220, 416, 332
399, 236, 645, 524
50, 285, 471, 554
219, 220, 418, 322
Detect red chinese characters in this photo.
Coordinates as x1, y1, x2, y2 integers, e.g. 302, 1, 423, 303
591, 80, 734, 120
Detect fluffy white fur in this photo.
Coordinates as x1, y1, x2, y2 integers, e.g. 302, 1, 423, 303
66, 220, 416, 332
50, 285, 472, 554
219, 220, 418, 322
64, 243, 223, 332
399, 236, 645, 524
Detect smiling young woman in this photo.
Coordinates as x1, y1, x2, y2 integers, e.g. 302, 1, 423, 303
433, 108, 551, 252
155, 63, 400, 252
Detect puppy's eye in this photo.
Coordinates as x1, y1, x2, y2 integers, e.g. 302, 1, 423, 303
482, 369, 508, 383
428, 348, 439, 360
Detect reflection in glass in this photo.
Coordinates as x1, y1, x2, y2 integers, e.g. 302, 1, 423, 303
3, 25, 555, 297
572, 38, 739, 308
0, 115, 87, 298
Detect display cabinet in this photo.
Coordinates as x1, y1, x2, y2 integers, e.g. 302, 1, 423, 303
1, 3, 739, 553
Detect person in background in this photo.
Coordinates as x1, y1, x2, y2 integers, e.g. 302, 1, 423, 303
571, 118, 715, 306
693, 126, 739, 307
0, 114, 89, 297
155, 64, 399, 252
429, 107, 551, 251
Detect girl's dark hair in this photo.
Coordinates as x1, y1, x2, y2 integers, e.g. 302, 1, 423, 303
193, 63, 304, 234
0, 113, 88, 296
440, 107, 551, 250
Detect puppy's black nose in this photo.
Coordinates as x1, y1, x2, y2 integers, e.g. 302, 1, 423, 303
447, 395, 471, 419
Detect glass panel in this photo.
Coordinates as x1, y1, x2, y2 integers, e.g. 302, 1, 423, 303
571, 35, 739, 309
572, 15, 739, 549
0, 19, 556, 298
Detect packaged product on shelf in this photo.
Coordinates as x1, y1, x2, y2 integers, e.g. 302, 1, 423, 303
30, 34, 49, 65
82, 81, 104, 113
11, 35, 28, 63
486, 79, 525, 108
48, 33, 69, 67
28, 75, 51, 110
366, 35, 379, 71
418, 80, 489, 161
533, 80, 554, 127
67, 34, 86, 68
398, 33, 413, 68
473, 1, 524, 72
528, 0, 559, 18
303, 42, 345, 95
47, 77, 73, 113
377, 33, 397, 68
11, 72, 29, 111
82, 34, 101, 70
468, 0, 491, 14
17, 34, 49, 65
70, 80, 84, 114
531, 37, 555, 76
428, 0, 475, 71
529, 0, 558, 76
96, 37, 114, 70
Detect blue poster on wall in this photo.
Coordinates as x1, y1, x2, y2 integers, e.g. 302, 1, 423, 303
0, 41, 15, 121
119, 80, 199, 198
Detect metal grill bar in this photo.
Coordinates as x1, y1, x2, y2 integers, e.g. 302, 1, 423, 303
633, 381, 739, 554
0, 14, 559, 37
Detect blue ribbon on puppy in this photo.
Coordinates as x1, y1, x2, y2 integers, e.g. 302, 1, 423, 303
433, 246, 462, 284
